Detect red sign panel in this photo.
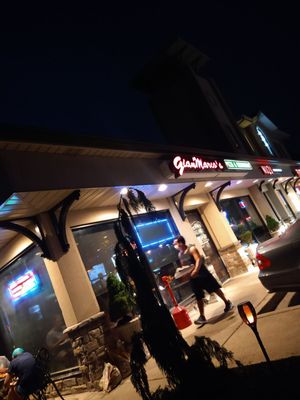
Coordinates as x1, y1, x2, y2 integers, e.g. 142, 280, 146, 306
172, 156, 224, 177
260, 165, 273, 175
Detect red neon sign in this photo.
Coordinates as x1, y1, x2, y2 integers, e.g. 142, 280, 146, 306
8, 271, 38, 300
172, 156, 224, 176
260, 165, 273, 175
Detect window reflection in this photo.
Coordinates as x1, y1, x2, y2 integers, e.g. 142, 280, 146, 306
220, 196, 270, 243
73, 223, 117, 313
0, 246, 76, 372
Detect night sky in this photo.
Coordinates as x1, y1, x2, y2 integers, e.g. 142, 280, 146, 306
1, 2, 300, 157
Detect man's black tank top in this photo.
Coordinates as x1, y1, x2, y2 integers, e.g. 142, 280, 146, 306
178, 246, 209, 277
178, 246, 196, 266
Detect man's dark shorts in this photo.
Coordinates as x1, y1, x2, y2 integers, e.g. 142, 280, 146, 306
190, 268, 221, 300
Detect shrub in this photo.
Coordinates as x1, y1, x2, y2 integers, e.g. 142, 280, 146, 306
107, 273, 135, 324
239, 230, 253, 244
265, 215, 280, 232
237, 223, 247, 235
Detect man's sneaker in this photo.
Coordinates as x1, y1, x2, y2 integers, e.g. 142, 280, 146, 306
194, 316, 207, 325
224, 300, 234, 313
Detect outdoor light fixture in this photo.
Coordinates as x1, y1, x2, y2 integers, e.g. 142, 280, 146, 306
205, 181, 213, 187
238, 301, 271, 365
158, 184, 168, 192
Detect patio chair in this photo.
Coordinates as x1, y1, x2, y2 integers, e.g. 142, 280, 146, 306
26, 348, 64, 400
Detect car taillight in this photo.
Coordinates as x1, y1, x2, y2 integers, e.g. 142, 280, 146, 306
256, 252, 271, 270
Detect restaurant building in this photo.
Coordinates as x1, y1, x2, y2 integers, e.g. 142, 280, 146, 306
0, 39, 299, 388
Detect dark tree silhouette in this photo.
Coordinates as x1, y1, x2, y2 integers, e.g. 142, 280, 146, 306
114, 188, 241, 399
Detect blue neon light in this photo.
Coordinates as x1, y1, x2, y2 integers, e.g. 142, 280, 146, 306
134, 218, 176, 249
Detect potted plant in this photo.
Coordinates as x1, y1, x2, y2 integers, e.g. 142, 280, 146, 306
239, 230, 253, 246
106, 272, 135, 326
106, 272, 141, 351
265, 215, 280, 237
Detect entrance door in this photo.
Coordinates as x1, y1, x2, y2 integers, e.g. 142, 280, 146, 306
185, 210, 229, 283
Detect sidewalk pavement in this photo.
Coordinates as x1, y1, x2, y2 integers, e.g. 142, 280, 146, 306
52, 270, 300, 400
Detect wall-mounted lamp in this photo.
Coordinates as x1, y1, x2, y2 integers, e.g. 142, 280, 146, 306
237, 301, 271, 365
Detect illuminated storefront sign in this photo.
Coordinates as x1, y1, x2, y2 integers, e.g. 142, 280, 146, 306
224, 159, 252, 171
239, 200, 247, 209
260, 165, 273, 175
8, 271, 39, 300
172, 156, 224, 176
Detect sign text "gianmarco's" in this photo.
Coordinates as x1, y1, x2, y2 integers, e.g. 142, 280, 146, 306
173, 156, 224, 176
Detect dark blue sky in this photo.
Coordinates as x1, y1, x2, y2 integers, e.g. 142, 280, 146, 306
1, 2, 299, 152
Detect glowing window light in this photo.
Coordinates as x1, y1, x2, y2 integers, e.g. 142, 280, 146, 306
8, 271, 39, 300
256, 127, 274, 156
5, 194, 20, 206
134, 219, 176, 249
0, 194, 21, 216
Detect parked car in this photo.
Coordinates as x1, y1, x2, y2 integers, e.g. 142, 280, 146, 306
256, 219, 300, 292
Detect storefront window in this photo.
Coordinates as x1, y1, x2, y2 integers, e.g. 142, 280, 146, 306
73, 221, 117, 313
0, 246, 76, 372
277, 188, 296, 221
73, 210, 192, 311
221, 196, 271, 244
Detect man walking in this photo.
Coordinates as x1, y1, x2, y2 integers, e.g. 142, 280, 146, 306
173, 235, 234, 324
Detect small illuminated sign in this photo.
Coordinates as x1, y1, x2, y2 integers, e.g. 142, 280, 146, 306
239, 200, 247, 209
224, 159, 252, 171
172, 156, 224, 177
260, 165, 273, 175
8, 271, 39, 300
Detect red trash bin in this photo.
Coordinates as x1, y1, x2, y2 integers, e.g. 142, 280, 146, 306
161, 276, 192, 330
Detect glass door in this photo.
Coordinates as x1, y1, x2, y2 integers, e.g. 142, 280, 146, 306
185, 210, 229, 283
